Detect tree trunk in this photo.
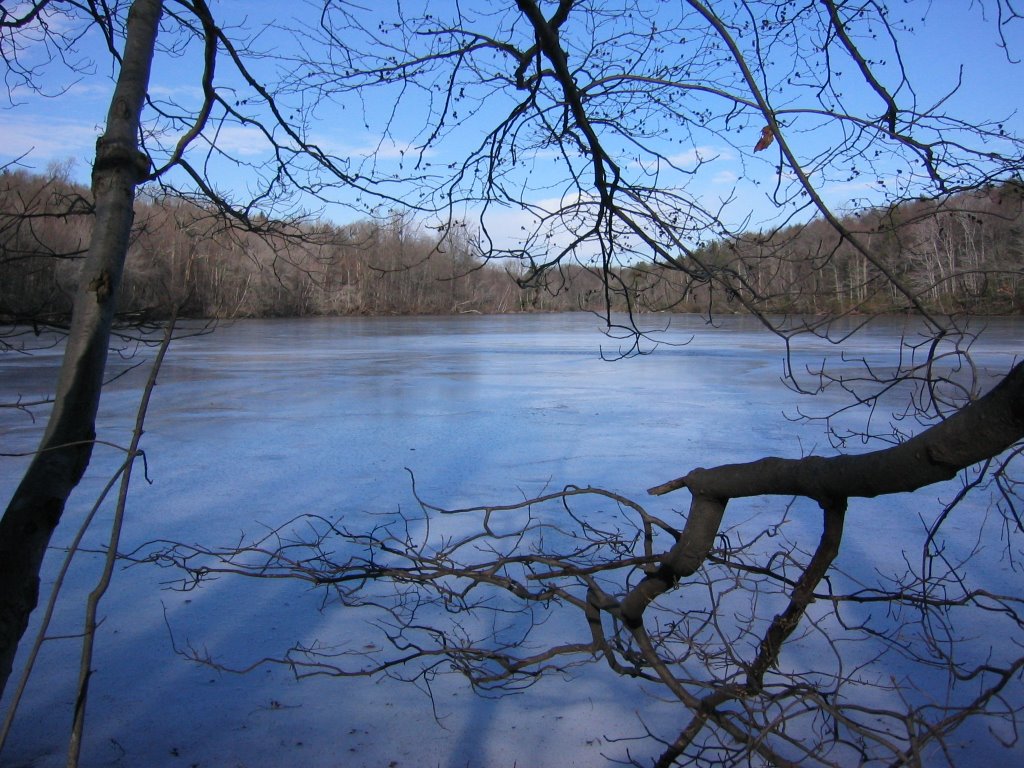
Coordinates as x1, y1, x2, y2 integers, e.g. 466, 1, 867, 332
0, 0, 163, 700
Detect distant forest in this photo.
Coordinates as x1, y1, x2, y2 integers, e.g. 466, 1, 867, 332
1, 167, 1022, 322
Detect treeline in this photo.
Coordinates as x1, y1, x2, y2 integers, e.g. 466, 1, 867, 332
1, 167, 1022, 322
0, 168, 597, 321
627, 182, 1024, 315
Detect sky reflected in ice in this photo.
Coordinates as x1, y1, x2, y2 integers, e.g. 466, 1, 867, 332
1, 313, 1021, 767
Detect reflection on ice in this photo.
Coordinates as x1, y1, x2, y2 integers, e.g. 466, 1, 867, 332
1, 314, 1020, 767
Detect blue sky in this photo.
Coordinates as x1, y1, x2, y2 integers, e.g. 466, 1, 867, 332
1, 1, 1021, 248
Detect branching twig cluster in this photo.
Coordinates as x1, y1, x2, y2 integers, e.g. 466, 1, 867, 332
135, 413, 1024, 767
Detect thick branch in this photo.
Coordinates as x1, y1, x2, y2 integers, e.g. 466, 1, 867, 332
621, 361, 1024, 630
650, 360, 1024, 502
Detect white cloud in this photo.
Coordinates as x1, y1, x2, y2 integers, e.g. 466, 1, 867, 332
665, 145, 734, 167
198, 124, 270, 157
0, 114, 102, 167
59, 81, 114, 99
441, 192, 609, 260
148, 83, 205, 102
311, 132, 435, 162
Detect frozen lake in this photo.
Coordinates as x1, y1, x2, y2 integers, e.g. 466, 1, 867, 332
0, 313, 1021, 767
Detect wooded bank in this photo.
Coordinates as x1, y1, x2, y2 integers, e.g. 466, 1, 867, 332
2, 169, 1021, 322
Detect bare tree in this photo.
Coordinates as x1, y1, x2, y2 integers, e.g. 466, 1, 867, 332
138, 1, 1023, 765
2, 0, 1023, 765
0, 0, 164, 700
0, 0, 382, 700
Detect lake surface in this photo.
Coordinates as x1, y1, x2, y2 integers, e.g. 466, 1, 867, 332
1, 313, 1021, 767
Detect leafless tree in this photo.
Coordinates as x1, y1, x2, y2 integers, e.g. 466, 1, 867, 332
140, 360, 1023, 766
141, 1, 1024, 764
0, 0, 164, 704
0, 0, 385, 704
2, 1, 1024, 765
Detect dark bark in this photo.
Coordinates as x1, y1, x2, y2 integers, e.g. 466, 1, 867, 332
620, 360, 1024, 627
650, 360, 1024, 502
0, 0, 163, 700
744, 500, 846, 692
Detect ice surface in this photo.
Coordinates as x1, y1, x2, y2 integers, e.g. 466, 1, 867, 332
1, 313, 1021, 766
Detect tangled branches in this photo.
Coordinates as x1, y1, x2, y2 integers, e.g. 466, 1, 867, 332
134, 437, 1024, 767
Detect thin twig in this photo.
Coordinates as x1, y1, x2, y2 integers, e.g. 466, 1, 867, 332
66, 314, 176, 767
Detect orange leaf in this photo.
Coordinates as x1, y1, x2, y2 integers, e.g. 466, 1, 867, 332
753, 125, 774, 152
